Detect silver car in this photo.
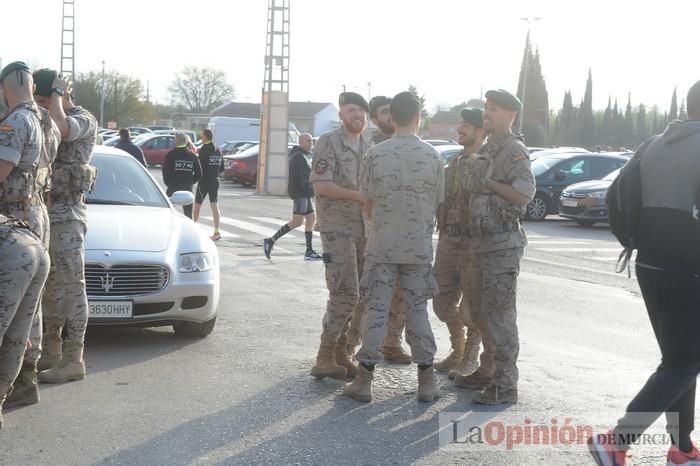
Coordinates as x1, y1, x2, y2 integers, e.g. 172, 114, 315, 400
85, 146, 220, 337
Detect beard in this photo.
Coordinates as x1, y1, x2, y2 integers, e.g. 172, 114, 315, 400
376, 120, 395, 135
459, 136, 475, 148
342, 116, 366, 135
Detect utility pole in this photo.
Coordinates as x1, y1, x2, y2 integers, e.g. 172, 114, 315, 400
99, 60, 105, 128
367, 82, 372, 101
518, 16, 541, 134
60, 0, 76, 80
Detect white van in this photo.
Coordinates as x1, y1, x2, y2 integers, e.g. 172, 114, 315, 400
208, 117, 300, 147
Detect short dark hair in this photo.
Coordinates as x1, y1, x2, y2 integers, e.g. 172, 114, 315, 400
390, 91, 421, 127
203, 129, 213, 140
687, 80, 700, 120
119, 128, 130, 140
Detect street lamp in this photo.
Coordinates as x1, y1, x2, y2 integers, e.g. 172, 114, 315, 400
518, 16, 542, 134
99, 60, 106, 128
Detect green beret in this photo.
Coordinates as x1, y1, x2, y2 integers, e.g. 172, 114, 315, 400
339, 92, 369, 112
33, 68, 58, 97
485, 89, 522, 112
460, 107, 484, 128
0, 61, 31, 84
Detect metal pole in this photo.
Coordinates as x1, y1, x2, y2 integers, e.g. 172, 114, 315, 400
99, 60, 105, 128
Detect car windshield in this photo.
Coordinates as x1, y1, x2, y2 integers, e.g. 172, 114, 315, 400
86, 153, 168, 207
233, 145, 260, 158
532, 156, 565, 177
603, 168, 622, 181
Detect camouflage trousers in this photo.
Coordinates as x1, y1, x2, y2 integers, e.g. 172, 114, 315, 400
319, 232, 366, 339
0, 223, 49, 396
3, 203, 50, 365
433, 237, 481, 346
346, 284, 407, 348
469, 247, 523, 390
355, 262, 438, 366
43, 220, 89, 344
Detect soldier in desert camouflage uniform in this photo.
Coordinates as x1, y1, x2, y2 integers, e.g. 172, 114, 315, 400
0, 214, 50, 429
308, 92, 370, 381
454, 89, 535, 405
0, 62, 56, 407
33, 69, 98, 385
433, 108, 487, 380
345, 95, 412, 365
344, 92, 444, 403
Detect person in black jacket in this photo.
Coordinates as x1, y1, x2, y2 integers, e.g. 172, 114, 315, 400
264, 133, 322, 260
115, 128, 147, 166
162, 132, 202, 219
193, 129, 225, 240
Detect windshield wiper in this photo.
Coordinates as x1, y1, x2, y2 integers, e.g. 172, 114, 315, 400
85, 199, 136, 206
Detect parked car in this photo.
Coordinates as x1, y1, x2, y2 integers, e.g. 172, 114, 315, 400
138, 134, 176, 166
425, 139, 457, 146
526, 153, 629, 221
85, 145, 220, 337
208, 116, 299, 146
436, 144, 464, 165
221, 140, 258, 156
559, 168, 621, 226
153, 129, 200, 146
147, 125, 175, 132
127, 127, 153, 136
529, 147, 590, 160
222, 145, 259, 186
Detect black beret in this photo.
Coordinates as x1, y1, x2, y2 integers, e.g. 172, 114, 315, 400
369, 96, 392, 117
460, 107, 484, 128
0, 61, 31, 84
33, 68, 58, 97
339, 92, 369, 112
485, 89, 522, 112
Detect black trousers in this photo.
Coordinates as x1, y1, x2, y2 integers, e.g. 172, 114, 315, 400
614, 264, 700, 448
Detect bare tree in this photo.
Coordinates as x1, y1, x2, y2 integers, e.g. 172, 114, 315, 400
74, 71, 152, 126
168, 67, 235, 114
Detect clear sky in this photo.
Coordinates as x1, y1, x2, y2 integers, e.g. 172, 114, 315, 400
4, 0, 698, 113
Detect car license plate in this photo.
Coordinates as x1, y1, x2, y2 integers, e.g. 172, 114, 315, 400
89, 301, 133, 319
562, 199, 579, 207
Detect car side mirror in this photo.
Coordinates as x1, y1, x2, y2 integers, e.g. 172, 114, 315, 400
554, 171, 567, 181
170, 191, 194, 206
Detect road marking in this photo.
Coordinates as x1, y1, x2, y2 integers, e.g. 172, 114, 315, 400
524, 256, 634, 278
249, 217, 321, 238
195, 223, 239, 238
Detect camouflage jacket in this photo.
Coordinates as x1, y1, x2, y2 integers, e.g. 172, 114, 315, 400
0, 102, 43, 207
465, 132, 535, 253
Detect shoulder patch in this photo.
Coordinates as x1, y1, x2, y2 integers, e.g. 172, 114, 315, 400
512, 154, 527, 162
0, 125, 15, 133
314, 159, 329, 174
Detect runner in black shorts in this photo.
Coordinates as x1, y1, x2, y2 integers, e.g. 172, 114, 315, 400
193, 129, 225, 241
264, 133, 322, 260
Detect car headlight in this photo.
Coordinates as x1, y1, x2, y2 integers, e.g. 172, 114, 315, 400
224, 160, 233, 169
179, 253, 213, 273
588, 190, 607, 199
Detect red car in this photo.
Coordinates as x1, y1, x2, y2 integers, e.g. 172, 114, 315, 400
139, 135, 198, 166
222, 145, 258, 186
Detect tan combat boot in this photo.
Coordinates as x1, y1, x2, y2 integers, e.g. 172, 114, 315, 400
417, 365, 441, 402
342, 364, 374, 402
381, 345, 412, 364
434, 323, 465, 373
5, 363, 40, 408
448, 343, 480, 380
310, 335, 347, 380
37, 332, 62, 372
473, 384, 518, 405
38, 340, 86, 384
454, 370, 492, 390
335, 333, 358, 379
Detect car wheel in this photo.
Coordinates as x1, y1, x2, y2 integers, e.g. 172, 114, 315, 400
526, 194, 548, 221
576, 219, 596, 227
173, 317, 216, 338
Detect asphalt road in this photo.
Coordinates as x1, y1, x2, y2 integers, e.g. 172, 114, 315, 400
1, 174, 671, 466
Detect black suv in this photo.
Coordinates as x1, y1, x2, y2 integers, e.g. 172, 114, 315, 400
526, 152, 630, 221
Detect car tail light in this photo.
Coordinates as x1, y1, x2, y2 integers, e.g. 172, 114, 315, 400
232, 160, 244, 169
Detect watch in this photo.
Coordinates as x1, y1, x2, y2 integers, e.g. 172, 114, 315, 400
51, 87, 65, 96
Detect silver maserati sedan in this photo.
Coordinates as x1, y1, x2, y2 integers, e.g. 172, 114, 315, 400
84, 146, 220, 338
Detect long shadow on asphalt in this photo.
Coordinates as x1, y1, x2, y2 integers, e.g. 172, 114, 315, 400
81, 327, 200, 375
92, 373, 509, 466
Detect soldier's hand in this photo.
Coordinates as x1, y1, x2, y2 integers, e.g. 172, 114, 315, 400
52, 75, 74, 104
